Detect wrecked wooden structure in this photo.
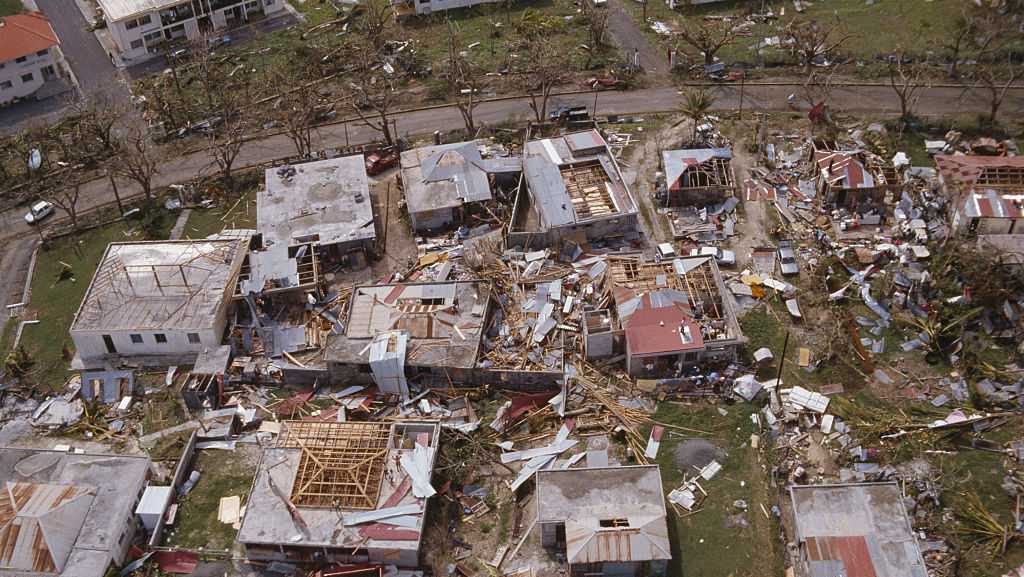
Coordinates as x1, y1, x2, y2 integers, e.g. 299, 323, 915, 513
660, 148, 735, 207
236, 420, 440, 567
511, 130, 639, 250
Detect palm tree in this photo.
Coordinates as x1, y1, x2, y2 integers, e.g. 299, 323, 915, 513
674, 89, 715, 144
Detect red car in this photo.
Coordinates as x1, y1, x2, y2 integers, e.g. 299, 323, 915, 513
365, 147, 398, 175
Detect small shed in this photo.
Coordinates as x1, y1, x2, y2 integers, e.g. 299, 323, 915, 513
135, 486, 173, 532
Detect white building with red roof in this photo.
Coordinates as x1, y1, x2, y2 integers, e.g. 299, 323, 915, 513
936, 154, 1024, 236
0, 11, 61, 105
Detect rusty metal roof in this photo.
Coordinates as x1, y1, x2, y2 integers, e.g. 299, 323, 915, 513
790, 483, 927, 577
0, 482, 96, 574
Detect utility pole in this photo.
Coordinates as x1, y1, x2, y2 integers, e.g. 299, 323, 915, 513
108, 170, 124, 216
773, 331, 790, 408
738, 71, 745, 120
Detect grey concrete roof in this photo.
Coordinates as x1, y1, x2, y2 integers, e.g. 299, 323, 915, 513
70, 240, 246, 333
523, 130, 636, 230
0, 448, 151, 577
534, 465, 670, 564
324, 280, 489, 369
536, 465, 666, 524
790, 482, 928, 577
400, 141, 495, 217
260, 156, 376, 250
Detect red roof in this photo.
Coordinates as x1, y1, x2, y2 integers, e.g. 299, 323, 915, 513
624, 304, 704, 356
0, 12, 58, 63
935, 154, 1024, 188
805, 536, 878, 577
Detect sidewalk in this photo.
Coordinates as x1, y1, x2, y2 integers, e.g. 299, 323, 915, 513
70, 0, 128, 68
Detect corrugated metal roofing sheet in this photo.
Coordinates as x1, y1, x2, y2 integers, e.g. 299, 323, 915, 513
0, 482, 95, 573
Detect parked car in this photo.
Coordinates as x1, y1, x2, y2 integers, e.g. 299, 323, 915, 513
548, 105, 589, 123
656, 242, 676, 260
24, 200, 55, 225
778, 240, 800, 276
690, 246, 736, 267
365, 147, 399, 176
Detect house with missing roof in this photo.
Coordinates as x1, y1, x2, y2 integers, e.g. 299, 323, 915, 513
511, 130, 639, 249
69, 239, 248, 370
237, 420, 439, 567
660, 148, 735, 207
608, 255, 745, 377
322, 281, 490, 396
399, 141, 520, 233
528, 465, 671, 577
813, 149, 894, 216
935, 155, 1024, 236
238, 156, 377, 298
0, 447, 151, 577
96, 0, 285, 64
790, 482, 927, 577
0, 12, 62, 105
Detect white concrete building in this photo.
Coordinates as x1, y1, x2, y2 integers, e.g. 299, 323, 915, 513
70, 239, 247, 369
395, 0, 502, 16
0, 12, 61, 106
97, 0, 286, 63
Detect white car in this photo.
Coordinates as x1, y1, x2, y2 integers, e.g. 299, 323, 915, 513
24, 200, 55, 225
778, 241, 800, 276
690, 246, 736, 267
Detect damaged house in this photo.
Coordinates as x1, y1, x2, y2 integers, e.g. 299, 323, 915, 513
243, 156, 377, 296
530, 465, 671, 577
660, 148, 735, 207
609, 255, 745, 377
69, 239, 247, 370
511, 130, 639, 248
236, 420, 440, 567
0, 447, 151, 577
323, 281, 490, 395
790, 482, 927, 577
399, 140, 520, 233
813, 149, 893, 217
935, 155, 1024, 235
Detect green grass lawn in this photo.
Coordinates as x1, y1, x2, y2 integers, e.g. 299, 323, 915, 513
646, 402, 783, 577
624, 0, 966, 68
20, 218, 173, 392
182, 190, 257, 239
0, 317, 16, 358
167, 449, 256, 550
0, 0, 23, 16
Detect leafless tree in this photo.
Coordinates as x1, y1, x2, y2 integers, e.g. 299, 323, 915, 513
943, 12, 975, 79
273, 70, 323, 158
580, 2, 610, 49
447, 25, 491, 135
208, 114, 248, 192
784, 17, 852, 71
72, 93, 123, 151
359, 0, 394, 50
974, 58, 1021, 125
517, 39, 572, 123
348, 43, 398, 147
49, 179, 83, 231
888, 50, 929, 127
111, 127, 161, 201
674, 18, 743, 67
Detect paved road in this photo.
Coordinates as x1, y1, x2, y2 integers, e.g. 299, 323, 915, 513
36, 0, 124, 98
0, 82, 1021, 243
605, 0, 669, 75
0, 238, 37, 309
